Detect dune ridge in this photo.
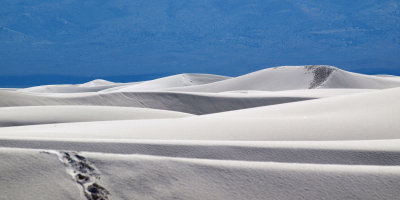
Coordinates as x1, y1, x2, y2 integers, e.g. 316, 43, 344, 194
166, 65, 400, 92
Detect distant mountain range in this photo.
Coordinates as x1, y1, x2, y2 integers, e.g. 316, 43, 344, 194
1, 0, 399, 77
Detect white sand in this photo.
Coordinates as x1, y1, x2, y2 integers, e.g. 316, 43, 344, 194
1, 87, 398, 141
0, 90, 319, 114
0, 106, 192, 127
167, 65, 400, 92
1, 65, 400, 200
106, 73, 231, 92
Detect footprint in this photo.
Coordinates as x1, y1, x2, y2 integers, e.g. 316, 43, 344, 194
55, 151, 110, 200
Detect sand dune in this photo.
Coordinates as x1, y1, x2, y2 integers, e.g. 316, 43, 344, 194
87, 151, 400, 200
0, 106, 192, 127
1, 66, 400, 200
0, 90, 319, 114
79, 79, 117, 87
1, 139, 399, 165
1, 141, 400, 200
18, 74, 230, 94
18, 66, 400, 94
166, 65, 400, 92
19, 79, 130, 93
105, 73, 230, 92
0, 87, 398, 141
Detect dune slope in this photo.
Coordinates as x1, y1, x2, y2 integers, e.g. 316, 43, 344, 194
106, 73, 231, 92
1, 142, 400, 200
18, 79, 130, 93
0, 87, 398, 141
167, 65, 400, 92
0, 106, 192, 127
0, 90, 317, 114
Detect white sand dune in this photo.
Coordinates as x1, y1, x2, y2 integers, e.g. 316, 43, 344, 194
79, 79, 117, 87
0, 148, 83, 200
0, 106, 192, 127
18, 79, 131, 93
0, 88, 17, 91
221, 88, 375, 97
1, 139, 399, 165
1, 140, 400, 200
0, 87, 398, 141
19, 73, 228, 94
1, 66, 400, 200
105, 73, 231, 92
166, 65, 400, 92
375, 74, 400, 81
87, 151, 400, 200
0, 90, 321, 114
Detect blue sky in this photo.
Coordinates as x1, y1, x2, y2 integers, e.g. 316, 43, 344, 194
0, 0, 399, 86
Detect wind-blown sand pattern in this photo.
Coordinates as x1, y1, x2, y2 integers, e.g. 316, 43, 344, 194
1, 65, 400, 200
